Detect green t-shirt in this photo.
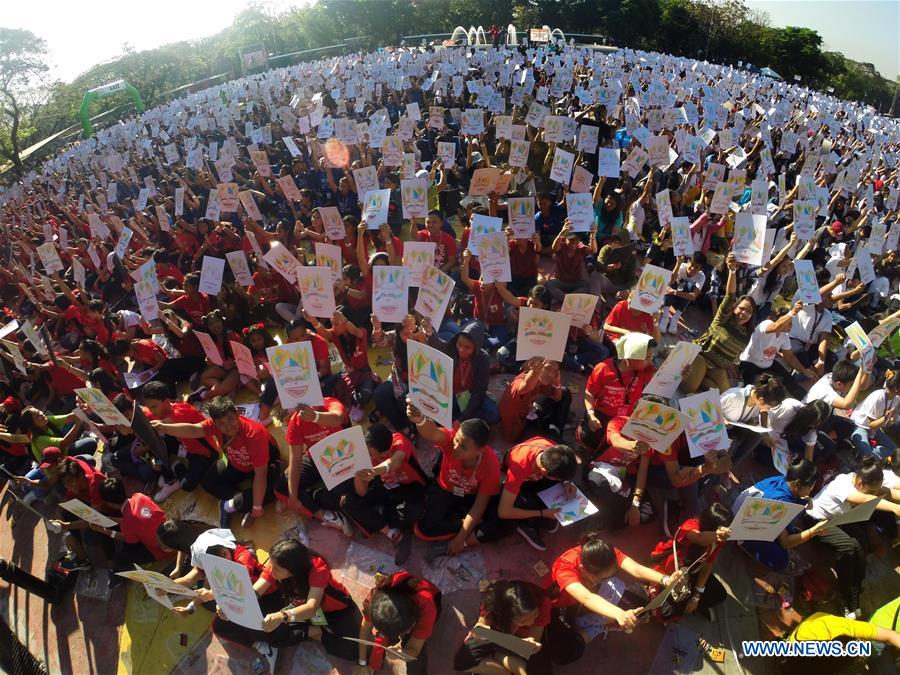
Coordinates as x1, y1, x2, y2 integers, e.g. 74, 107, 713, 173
29, 414, 69, 461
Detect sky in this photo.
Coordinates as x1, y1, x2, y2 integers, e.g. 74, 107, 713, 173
3, 0, 898, 84
745, 0, 899, 79
3, 0, 300, 83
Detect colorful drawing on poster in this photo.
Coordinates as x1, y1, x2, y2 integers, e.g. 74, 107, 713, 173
644, 342, 702, 398
266, 341, 324, 408
537, 483, 598, 526
620, 399, 688, 454
515, 308, 571, 362
296, 266, 336, 318
372, 266, 409, 323
845, 321, 875, 372
59, 498, 118, 528
793, 260, 822, 304
197, 553, 265, 630
629, 264, 672, 315
475, 233, 512, 283
679, 389, 730, 458
75, 387, 132, 427
407, 340, 453, 428
402, 242, 436, 286
727, 497, 804, 542
414, 265, 455, 327
560, 294, 599, 329
308, 426, 373, 491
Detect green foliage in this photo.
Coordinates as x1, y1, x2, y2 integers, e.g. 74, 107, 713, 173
2, 0, 897, 175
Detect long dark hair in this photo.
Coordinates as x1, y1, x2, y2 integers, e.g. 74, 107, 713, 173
782, 400, 830, 440
480, 580, 545, 634
268, 538, 320, 601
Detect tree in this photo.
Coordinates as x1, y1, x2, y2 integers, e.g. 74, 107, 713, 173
0, 28, 49, 176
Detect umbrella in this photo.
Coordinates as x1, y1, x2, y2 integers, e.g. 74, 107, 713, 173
760, 67, 781, 79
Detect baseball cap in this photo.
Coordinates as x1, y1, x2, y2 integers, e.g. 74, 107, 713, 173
615, 332, 654, 361
471, 151, 484, 164
39, 446, 63, 470
830, 221, 844, 233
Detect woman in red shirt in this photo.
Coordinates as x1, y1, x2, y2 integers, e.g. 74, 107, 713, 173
543, 533, 677, 666
212, 537, 362, 665
454, 580, 552, 674
648, 503, 732, 621
196, 310, 241, 400
356, 571, 441, 674
602, 294, 662, 343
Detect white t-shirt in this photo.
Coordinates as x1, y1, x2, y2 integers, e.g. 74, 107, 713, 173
721, 385, 760, 424
768, 398, 817, 450
748, 272, 785, 306
808, 472, 857, 520
790, 306, 833, 348
804, 374, 839, 408
850, 388, 899, 429
740, 320, 791, 367
671, 263, 707, 297
883, 470, 899, 490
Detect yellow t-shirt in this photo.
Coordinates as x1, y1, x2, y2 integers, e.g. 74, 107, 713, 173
788, 612, 878, 642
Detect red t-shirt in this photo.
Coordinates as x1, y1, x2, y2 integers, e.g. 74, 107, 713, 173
509, 240, 538, 278
435, 427, 501, 496
650, 517, 723, 576
48, 360, 87, 395
555, 242, 588, 284
304, 333, 331, 367
380, 433, 424, 487
364, 572, 439, 640
418, 229, 457, 270
120, 492, 171, 560
250, 270, 296, 304
201, 416, 271, 472
323, 328, 369, 371
585, 358, 655, 419
64, 457, 110, 512
171, 293, 211, 325
149, 401, 211, 457
602, 416, 677, 467
604, 301, 655, 341
131, 339, 166, 367
477, 595, 551, 637
285, 397, 346, 449
504, 437, 554, 495
549, 545, 626, 608
472, 280, 505, 326
260, 555, 351, 612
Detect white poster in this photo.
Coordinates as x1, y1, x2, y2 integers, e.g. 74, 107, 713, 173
197, 552, 265, 630
308, 426, 373, 491
372, 266, 410, 323
407, 340, 454, 429
266, 341, 325, 408
198, 256, 225, 296
515, 308, 571, 362
727, 497, 805, 542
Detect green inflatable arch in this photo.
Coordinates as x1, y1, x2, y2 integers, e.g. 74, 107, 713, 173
79, 79, 145, 137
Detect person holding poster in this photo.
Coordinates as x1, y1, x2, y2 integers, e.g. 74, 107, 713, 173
849, 369, 900, 460
498, 357, 572, 443
459, 250, 513, 350
340, 424, 427, 565
658, 253, 707, 336
422, 319, 498, 425
545, 220, 596, 303
191, 311, 241, 402
211, 537, 362, 667
274, 395, 351, 531
416, 210, 458, 275
682, 253, 755, 394
735, 459, 828, 572
152, 397, 280, 529
802, 458, 900, 619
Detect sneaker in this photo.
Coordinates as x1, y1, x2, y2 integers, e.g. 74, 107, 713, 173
843, 608, 857, 620
186, 386, 208, 404
153, 481, 181, 503
252, 640, 279, 674
543, 517, 560, 534
516, 525, 547, 551
393, 530, 413, 566
424, 540, 449, 564
60, 554, 91, 571
320, 510, 352, 537
218, 499, 234, 529
349, 405, 365, 424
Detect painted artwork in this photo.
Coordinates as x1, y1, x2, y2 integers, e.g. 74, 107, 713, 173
469, 168, 502, 197
647, 135, 670, 166
537, 483, 598, 526
597, 148, 620, 177
362, 189, 391, 228
36, 242, 64, 275
216, 183, 240, 213
296, 266, 336, 318
59, 498, 118, 528
75, 387, 132, 427
560, 293, 599, 329
230, 340, 258, 380
570, 166, 593, 194
793, 260, 822, 304
508, 139, 530, 168
629, 264, 673, 315
266, 341, 324, 408
403, 242, 436, 286
238, 191, 263, 221
620, 399, 689, 454
414, 265, 455, 327
197, 553, 265, 630
731, 213, 766, 266
308, 426, 373, 491
644, 341, 702, 398
116, 566, 199, 596
621, 146, 649, 178
709, 182, 732, 215
225, 250, 253, 287
515, 308, 571, 362
372, 266, 410, 323
549, 148, 575, 185
475, 233, 512, 283
407, 340, 454, 428
468, 214, 503, 255
868, 316, 899, 349
670, 217, 694, 257
507, 197, 535, 239
263, 243, 302, 283
315, 243, 343, 283
198, 256, 225, 296
679, 389, 730, 458
566, 193, 595, 232
845, 321, 875, 372
319, 206, 345, 240
792, 201, 816, 240
656, 189, 673, 228
400, 178, 428, 219
727, 497, 805, 542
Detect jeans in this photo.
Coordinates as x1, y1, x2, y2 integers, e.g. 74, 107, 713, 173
25, 452, 96, 498
201, 456, 278, 512
453, 395, 499, 425
373, 380, 410, 432
851, 425, 897, 459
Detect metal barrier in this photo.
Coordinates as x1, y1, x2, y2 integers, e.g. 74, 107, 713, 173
0, 618, 48, 675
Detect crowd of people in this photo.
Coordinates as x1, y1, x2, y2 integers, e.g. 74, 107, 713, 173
0, 36, 898, 675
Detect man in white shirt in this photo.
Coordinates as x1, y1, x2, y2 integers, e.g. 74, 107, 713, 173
789, 303, 833, 377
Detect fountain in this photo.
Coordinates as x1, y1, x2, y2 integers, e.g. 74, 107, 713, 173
476, 26, 488, 45
550, 28, 566, 43
467, 26, 477, 45
450, 26, 469, 45
506, 24, 518, 46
